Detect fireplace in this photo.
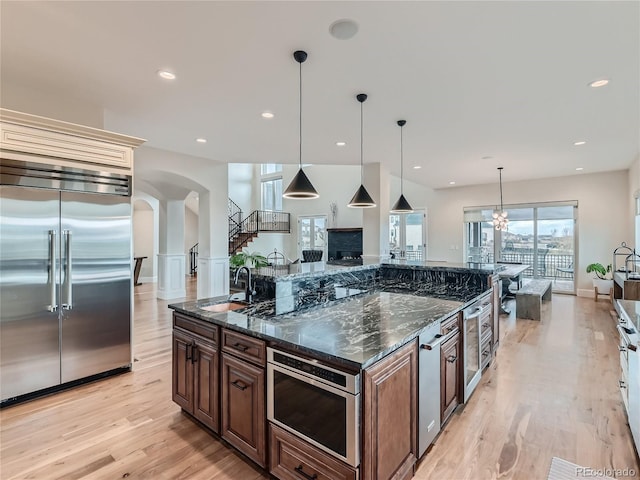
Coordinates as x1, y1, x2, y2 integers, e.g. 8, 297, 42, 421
327, 228, 363, 265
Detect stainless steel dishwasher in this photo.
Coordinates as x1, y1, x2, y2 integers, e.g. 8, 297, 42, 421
418, 320, 442, 457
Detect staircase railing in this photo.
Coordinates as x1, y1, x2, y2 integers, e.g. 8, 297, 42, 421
228, 198, 243, 238
229, 210, 291, 254
189, 243, 198, 275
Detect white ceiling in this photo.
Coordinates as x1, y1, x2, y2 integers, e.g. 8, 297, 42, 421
1, 1, 638, 189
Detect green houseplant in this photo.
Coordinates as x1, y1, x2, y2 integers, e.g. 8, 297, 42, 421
230, 251, 268, 269
586, 263, 613, 295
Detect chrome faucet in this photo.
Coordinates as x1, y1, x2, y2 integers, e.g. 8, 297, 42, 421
234, 266, 253, 303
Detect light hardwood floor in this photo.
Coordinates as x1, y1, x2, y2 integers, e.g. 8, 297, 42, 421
1, 279, 638, 479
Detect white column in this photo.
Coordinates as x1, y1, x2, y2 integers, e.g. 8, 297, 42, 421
362, 162, 391, 263
197, 164, 230, 299
157, 199, 186, 299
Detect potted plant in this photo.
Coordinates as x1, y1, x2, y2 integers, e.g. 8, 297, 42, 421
586, 262, 613, 295
230, 251, 268, 269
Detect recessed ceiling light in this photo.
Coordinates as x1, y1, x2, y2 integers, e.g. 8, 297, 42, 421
589, 79, 609, 88
576, 167, 584, 171
573, 141, 587, 146
157, 70, 176, 80
261, 111, 274, 119
449, 181, 456, 185
329, 19, 359, 40
196, 138, 207, 143
413, 165, 422, 169
481, 156, 493, 160
336, 141, 346, 146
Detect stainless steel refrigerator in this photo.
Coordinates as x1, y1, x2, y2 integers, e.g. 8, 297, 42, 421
1, 160, 132, 403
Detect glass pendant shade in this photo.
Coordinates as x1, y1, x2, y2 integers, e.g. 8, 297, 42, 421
391, 194, 413, 213
492, 167, 509, 231
283, 50, 319, 199
390, 119, 413, 213
283, 168, 319, 199
348, 93, 376, 208
348, 184, 376, 208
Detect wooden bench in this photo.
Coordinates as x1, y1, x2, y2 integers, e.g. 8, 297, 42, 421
515, 279, 552, 320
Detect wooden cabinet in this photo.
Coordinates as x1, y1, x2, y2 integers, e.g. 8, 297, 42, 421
0, 108, 144, 174
221, 331, 267, 468
269, 423, 357, 480
440, 331, 461, 425
172, 315, 219, 433
362, 340, 417, 480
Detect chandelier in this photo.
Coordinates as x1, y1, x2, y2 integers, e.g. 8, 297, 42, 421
492, 167, 509, 231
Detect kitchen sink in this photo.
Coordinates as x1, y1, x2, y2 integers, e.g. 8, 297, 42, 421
199, 301, 248, 313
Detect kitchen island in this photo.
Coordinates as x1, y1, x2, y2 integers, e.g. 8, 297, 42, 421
169, 261, 502, 480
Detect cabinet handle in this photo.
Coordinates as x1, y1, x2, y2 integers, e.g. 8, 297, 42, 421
619, 380, 627, 389
231, 380, 248, 391
186, 343, 192, 361
192, 345, 198, 363
628, 344, 637, 352
619, 345, 627, 352
619, 317, 627, 324
233, 342, 249, 352
294, 465, 318, 480
447, 355, 457, 363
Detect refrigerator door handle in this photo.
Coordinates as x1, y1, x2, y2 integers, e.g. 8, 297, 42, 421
62, 230, 72, 310
48, 230, 58, 312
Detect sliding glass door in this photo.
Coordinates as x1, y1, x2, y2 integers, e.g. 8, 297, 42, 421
465, 202, 576, 294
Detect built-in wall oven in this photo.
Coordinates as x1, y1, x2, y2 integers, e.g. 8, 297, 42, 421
267, 348, 360, 467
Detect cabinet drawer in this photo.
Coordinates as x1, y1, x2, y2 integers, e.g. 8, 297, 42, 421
222, 329, 266, 366
173, 313, 218, 345
440, 313, 460, 336
269, 423, 357, 480
480, 341, 492, 369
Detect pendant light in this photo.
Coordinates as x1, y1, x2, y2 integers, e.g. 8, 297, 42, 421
283, 50, 319, 199
390, 120, 414, 213
492, 167, 509, 231
348, 93, 376, 208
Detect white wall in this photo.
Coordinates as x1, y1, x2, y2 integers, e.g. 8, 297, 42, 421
184, 207, 199, 252
133, 200, 155, 281
228, 164, 257, 215
426, 170, 631, 294
282, 164, 363, 258
629, 155, 640, 248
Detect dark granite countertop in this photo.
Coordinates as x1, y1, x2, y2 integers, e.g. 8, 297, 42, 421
169, 290, 467, 370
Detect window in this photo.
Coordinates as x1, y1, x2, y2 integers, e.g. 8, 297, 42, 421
261, 178, 282, 211
464, 202, 577, 294
261, 164, 282, 175
260, 164, 283, 211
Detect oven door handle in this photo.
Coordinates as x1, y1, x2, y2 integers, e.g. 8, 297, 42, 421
420, 330, 456, 351
617, 325, 637, 351
267, 363, 355, 398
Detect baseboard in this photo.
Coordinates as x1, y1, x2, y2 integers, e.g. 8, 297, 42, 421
138, 276, 157, 284
576, 288, 593, 298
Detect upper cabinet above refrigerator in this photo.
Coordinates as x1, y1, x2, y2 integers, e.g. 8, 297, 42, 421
0, 108, 145, 175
